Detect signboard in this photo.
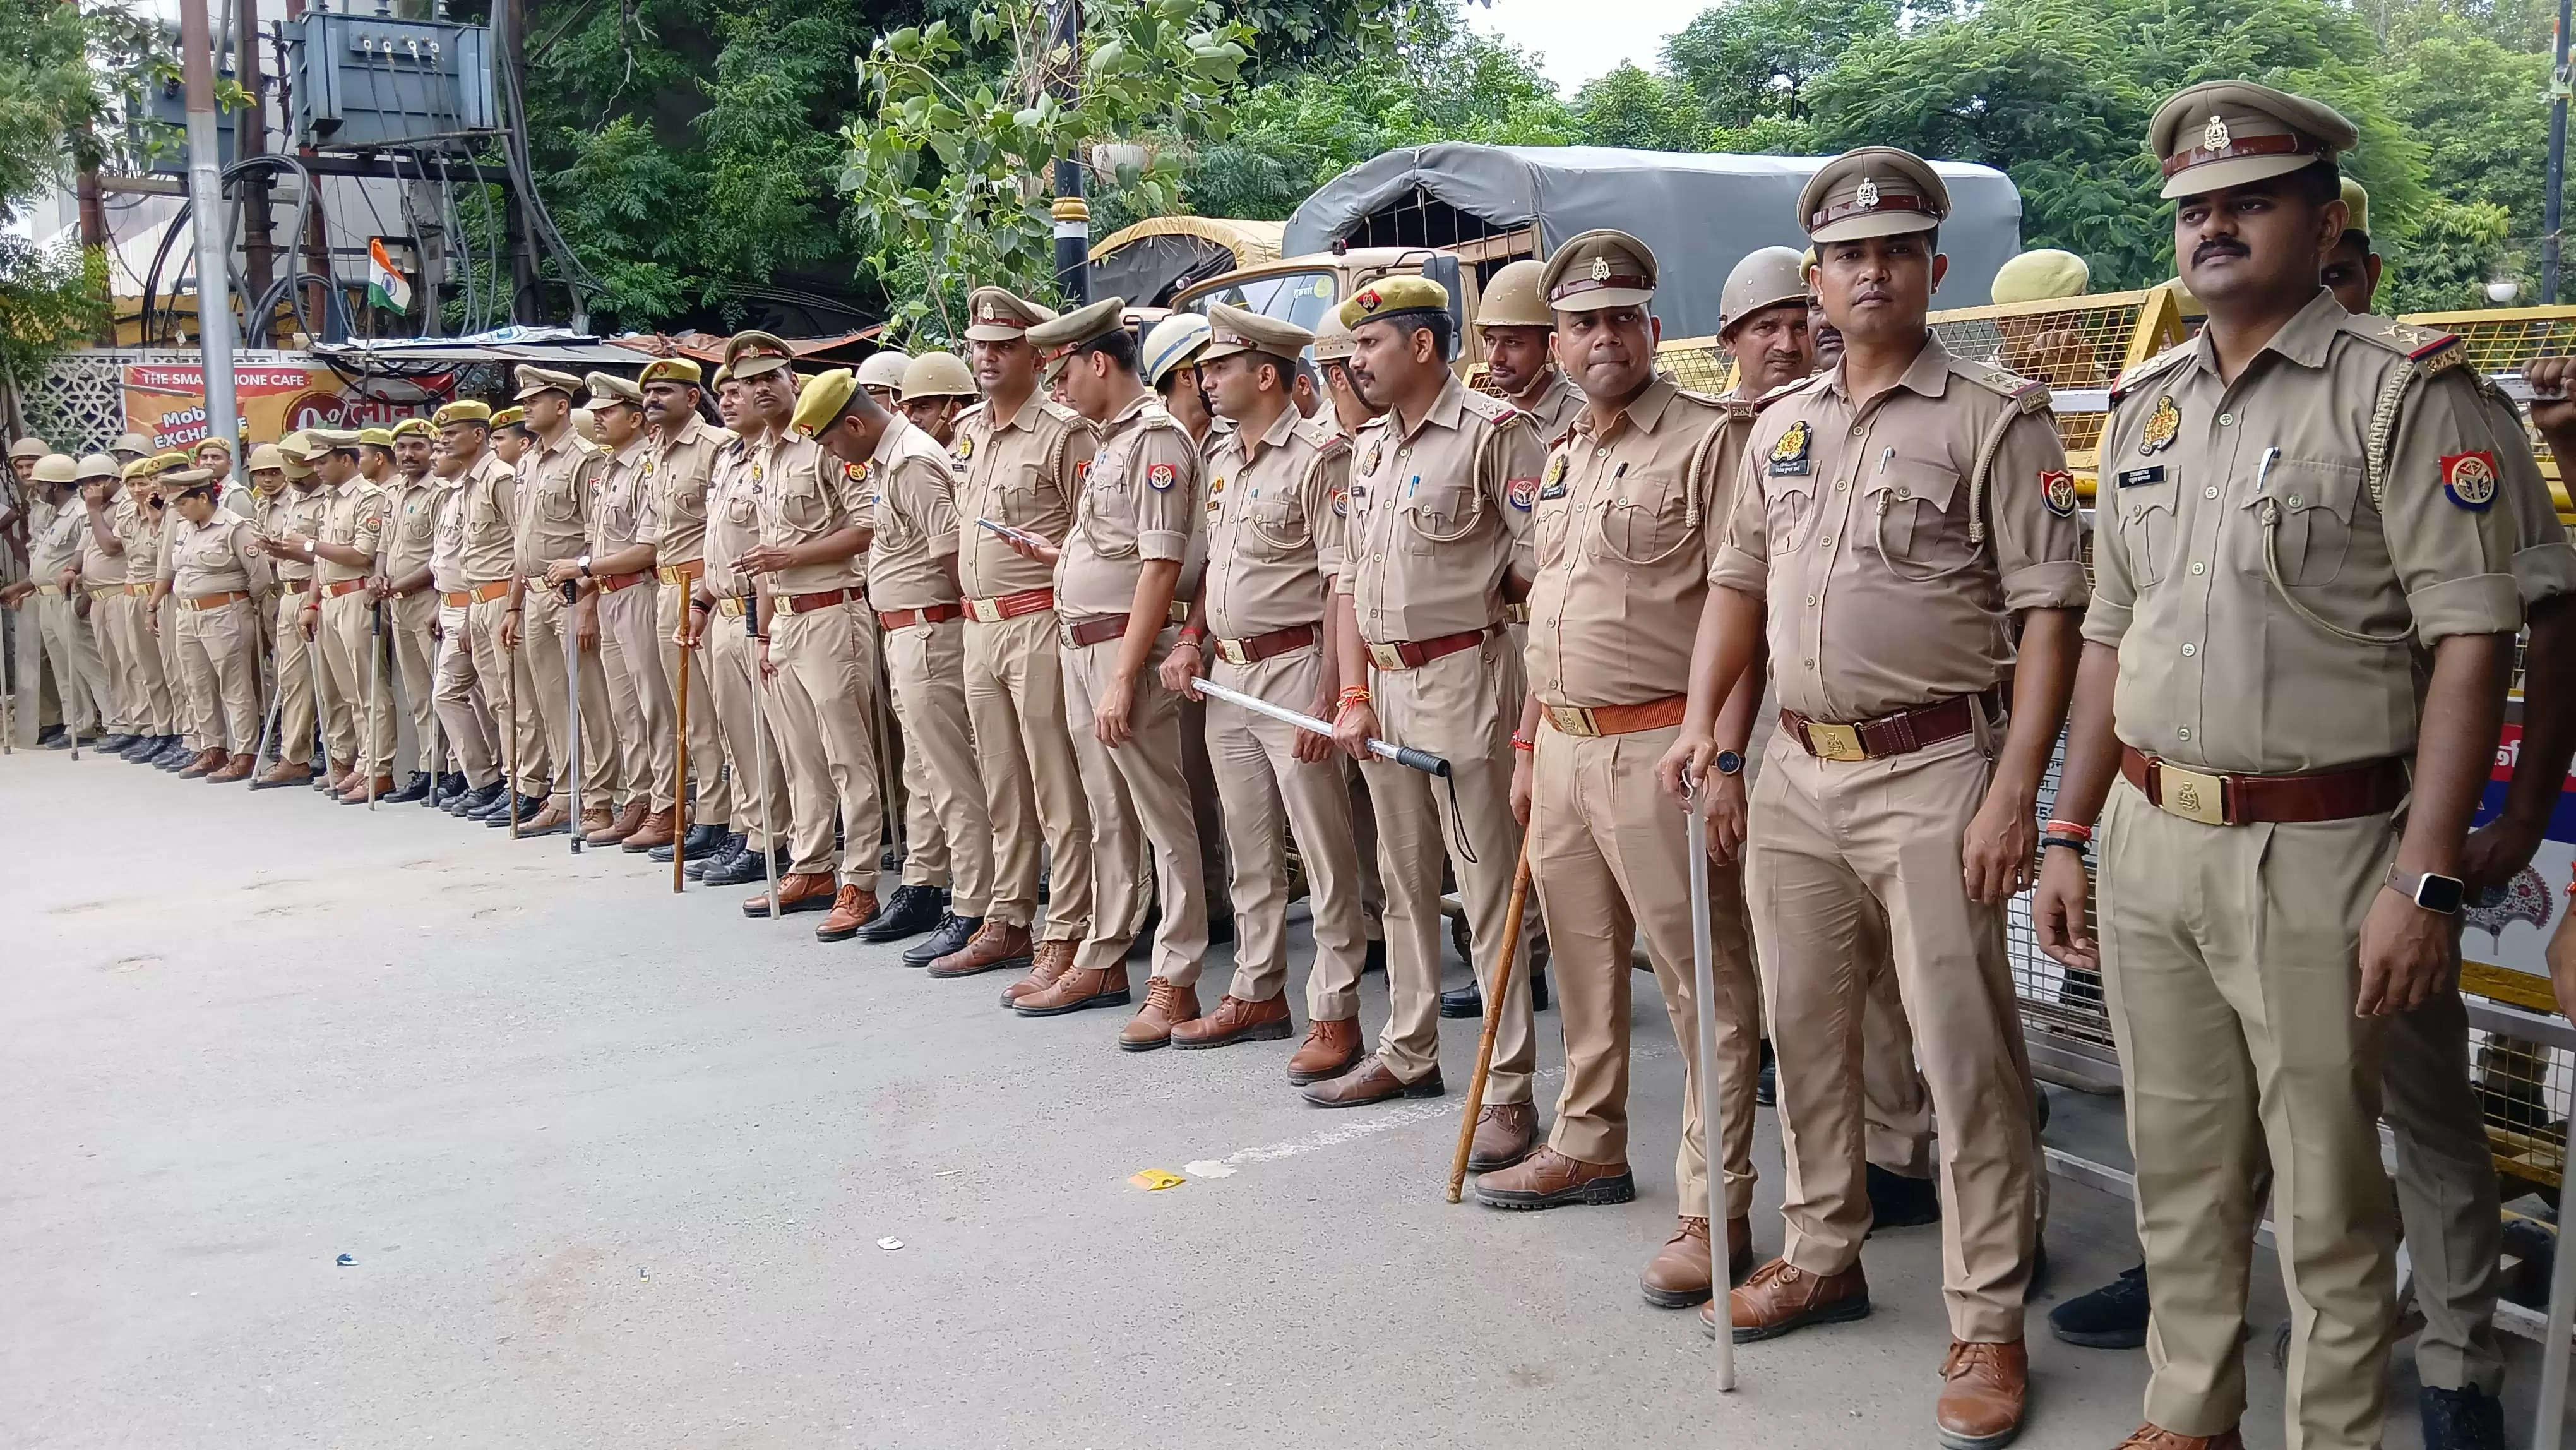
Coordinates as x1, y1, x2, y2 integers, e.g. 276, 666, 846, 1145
121, 361, 451, 452
2466, 716, 2573, 990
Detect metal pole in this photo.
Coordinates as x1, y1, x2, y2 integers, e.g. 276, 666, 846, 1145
2537, 1154, 2576, 1449
1688, 777, 1738, 1391
364, 597, 381, 808
1046, 0, 1087, 304
306, 595, 325, 781
180, 0, 240, 464
749, 589, 776, 918
672, 634, 689, 892
2549, 0, 2572, 304
562, 580, 581, 853
1188, 675, 1449, 776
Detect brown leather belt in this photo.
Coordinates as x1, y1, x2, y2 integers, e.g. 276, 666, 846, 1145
1063, 614, 1133, 649
278, 577, 312, 594
880, 602, 966, 629
1212, 622, 1320, 667
964, 587, 1054, 623
321, 578, 371, 599
656, 560, 704, 587
1364, 626, 1494, 672
775, 587, 859, 618
2121, 746, 2408, 826
180, 590, 249, 612
443, 580, 513, 608
1543, 694, 1687, 739
595, 570, 650, 593
1782, 687, 2000, 762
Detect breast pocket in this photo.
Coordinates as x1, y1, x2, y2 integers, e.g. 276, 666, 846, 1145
1763, 477, 1818, 556
1246, 494, 1309, 552
1866, 459, 1963, 564
778, 478, 831, 534
1398, 478, 1479, 554
2248, 457, 2363, 587
1533, 497, 1577, 570
539, 477, 581, 525
1599, 470, 1691, 566
670, 482, 707, 524
2116, 481, 2180, 589
723, 489, 758, 528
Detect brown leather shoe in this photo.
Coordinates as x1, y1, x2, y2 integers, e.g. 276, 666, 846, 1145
338, 773, 395, 802
254, 760, 314, 788
745, 871, 837, 916
578, 805, 616, 839
1640, 1215, 1755, 1307
1301, 1053, 1443, 1107
587, 799, 647, 845
1285, 1017, 1363, 1084
178, 747, 225, 778
1171, 993, 1291, 1050
994, 937, 1071, 1002
1465, 1101, 1539, 1171
1472, 1144, 1636, 1209
924, 921, 1033, 981
2111, 1425, 2243, 1450
1936, 1339, 2028, 1450
328, 767, 359, 794
1014, 962, 1130, 1017
521, 800, 571, 837
206, 752, 256, 783
1707, 1257, 1871, 1342
1118, 976, 1201, 1050
621, 806, 676, 852
814, 884, 881, 942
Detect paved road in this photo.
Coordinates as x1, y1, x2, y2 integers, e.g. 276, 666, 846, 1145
3, 749, 2331, 1448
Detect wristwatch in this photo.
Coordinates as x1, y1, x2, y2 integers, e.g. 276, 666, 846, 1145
2387, 865, 2467, 916
1713, 749, 1745, 777
576, 554, 592, 578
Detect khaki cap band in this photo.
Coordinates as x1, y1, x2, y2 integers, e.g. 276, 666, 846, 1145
1810, 194, 1940, 232
2160, 131, 2318, 179
1547, 272, 1653, 305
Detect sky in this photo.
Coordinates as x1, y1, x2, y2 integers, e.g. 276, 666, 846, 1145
1464, 0, 1714, 92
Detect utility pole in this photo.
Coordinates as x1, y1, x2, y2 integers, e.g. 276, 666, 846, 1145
2548, 0, 2572, 303
1046, 0, 1087, 306
238, 0, 278, 323
180, 0, 240, 469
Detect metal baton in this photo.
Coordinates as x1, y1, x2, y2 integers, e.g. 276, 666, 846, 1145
365, 597, 384, 810
2537, 1156, 2576, 1450
1686, 772, 1738, 1391
748, 587, 777, 918
1186, 675, 1449, 777
563, 580, 583, 854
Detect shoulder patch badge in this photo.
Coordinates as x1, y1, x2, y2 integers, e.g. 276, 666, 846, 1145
1768, 418, 1812, 476
2041, 469, 2078, 517
1331, 487, 1349, 518
1506, 476, 1539, 511
2443, 450, 2500, 511
2138, 395, 2181, 455
1147, 462, 1177, 491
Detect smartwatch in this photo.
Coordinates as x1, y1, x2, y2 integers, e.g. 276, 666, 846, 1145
1713, 750, 1745, 777
2387, 865, 2467, 916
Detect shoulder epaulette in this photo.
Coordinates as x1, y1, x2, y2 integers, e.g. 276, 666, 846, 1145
1458, 389, 1518, 425
1948, 354, 2049, 411
954, 401, 986, 424
1756, 374, 1825, 409
2343, 314, 2462, 365
1673, 385, 1726, 408
1352, 413, 1392, 438
1039, 399, 1086, 429
2109, 344, 2193, 405
1293, 414, 1349, 455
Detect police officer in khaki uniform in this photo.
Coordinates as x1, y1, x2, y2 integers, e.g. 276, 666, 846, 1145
635, 356, 736, 866
1473, 258, 1585, 438
422, 409, 508, 816
898, 352, 979, 445
70, 453, 143, 753
998, 298, 1209, 1045
504, 366, 618, 839
1158, 304, 1371, 1077
556, 371, 675, 848
1667, 147, 2088, 1447
373, 417, 452, 803
2030, 84, 2529, 1450
253, 433, 333, 785
683, 368, 794, 886
296, 430, 397, 800
112, 455, 184, 763
726, 332, 886, 937
3, 455, 113, 744
157, 466, 273, 776
441, 401, 553, 825
928, 289, 1099, 994
1312, 277, 1545, 1151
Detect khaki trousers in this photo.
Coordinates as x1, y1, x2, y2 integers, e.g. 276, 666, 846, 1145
431, 601, 501, 789
763, 598, 882, 883
271, 590, 315, 760
390, 591, 444, 776
127, 595, 176, 735
174, 597, 261, 752
158, 595, 193, 743
1364, 632, 1534, 1101
2383, 986, 2503, 1396
963, 611, 1093, 941
885, 616, 993, 915
520, 584, 616, 808
1064, 626, 1207, 983
34, 592, 109, 733
597, 581, 672, 810
1748, 723, 2037, 1344
1207, 645, 1367, 1019
89, 592, 135, 731
319, 591, 395, 775
1181, 695, 1231, 914
704, 606, 787, 849
657, 580, 733, 829
1533, 722, 1760, 1218
465, 594, 551, 796
2099, 778, 2398, 1449
307, 595, 356, 770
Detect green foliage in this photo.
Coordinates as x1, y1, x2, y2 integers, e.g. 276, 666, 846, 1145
0, 0, 158, 371
2382, 196, 2514, 312
1661, 0, 1895, 129
1570, 64, 1706, 152
0, 237, 109, 388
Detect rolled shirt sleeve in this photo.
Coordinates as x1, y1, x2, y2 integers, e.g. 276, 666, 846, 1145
1984, 408, 2093, 614
1131, 424, 1200, 565
2384, 368, 2525, 643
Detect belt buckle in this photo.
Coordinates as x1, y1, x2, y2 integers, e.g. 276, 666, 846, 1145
1806, 721, 1867, 762
2152, 762, 2232, 825
1366, 641, 1405, 671
1544, 704, 1599, 738
967, 597, 1000, 623
1216, 638, 1251, 667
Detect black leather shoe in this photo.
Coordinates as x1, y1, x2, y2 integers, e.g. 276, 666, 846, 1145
1755, 1037, 1777, 1107
154, 738, 195, 769
1865, 1163, 1940, 1231
483, 793, 549, 826
36, 724, 63, 745
2047, 1262, 2147, 1349
116, 733, 160, 758
703, 844, 787, 887
452, 781, 504, 817
384, 771, 433, 804
96, 733, 136, 753
2421, 1385, 2506, 1450
652, 822, 729, 864
856, 884, 947, 943
426, 772, 465, 807
903, 913, 980, 966
1437, 965, 1553, 1019
686, 832, 745, 879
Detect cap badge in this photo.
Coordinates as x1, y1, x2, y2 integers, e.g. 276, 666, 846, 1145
2202, 114, 2231, 152
1854, 177, 1880, 210
1590, 255, 1612, 283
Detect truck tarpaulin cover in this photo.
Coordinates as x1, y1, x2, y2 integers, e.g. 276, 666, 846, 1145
1282, 145, 2024, 341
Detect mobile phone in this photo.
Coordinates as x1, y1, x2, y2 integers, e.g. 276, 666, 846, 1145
975, 517, 1029, 543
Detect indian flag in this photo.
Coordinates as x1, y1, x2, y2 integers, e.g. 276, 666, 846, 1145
366, 237, 412, 315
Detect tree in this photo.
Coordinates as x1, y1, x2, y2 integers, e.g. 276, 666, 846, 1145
1570, 63, 1705, 151
1661, 0, 1895, 129
0, 0, 160, 380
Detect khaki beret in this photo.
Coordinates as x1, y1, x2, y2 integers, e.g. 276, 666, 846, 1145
638, 356, 703, 387
900, 351, 976, 402
357, 427, 397, 448
432, 399, 492, 428
112, 432, 151, 456
722, 330, 796, 380
32, 453, 77, 484
1990, 249, 2091, 305
1542, 229, 1657, 313
76, 453, 119, 480
1309, 312, 1360, 362
1025, 296, 1129, 354
1200, 303, 1311, 365
2149, 80, 2354, 200
1474, 260, 1554, 329
792, 369, 862, 438
8, 436, 51, 460
1142, 313, 1213, 384
1800, 147, 1949, 243
856, 350, 911, 393
2340, 177, 2372, 239
710, 364, 734, 388
491, 406, 528, 431
119, 457, 156, 482
152, 450, 193, 472
390, 417, 436, 441
248, 443, 288, 472
965, 287, 1058, 342
1720, 247, 1811, 337
1338, 275, 1450, 332
196, 434, 235, 456
585, 371, 644, 407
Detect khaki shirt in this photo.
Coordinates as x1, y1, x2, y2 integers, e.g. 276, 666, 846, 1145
1339, 372, 1544, 643
78, 494, 126, 586
752, 431, 868, 594
1513, 368, 1587, 442
1202, 404, 1351, 640
590, 435, 655, 557
867, 416, 962, 612
2085, 292, 2524, 774
2482, 386, 2576, 604
704, 434, 762, 602
954, 393, 1095, 599
382, 473, 444, 582
28, 501, 84, 580
1058, 393, 1198, 621
273, 484, 330, 582
640, 416, 730, 568
166, 512, 272, 596
512, 430, 602, 577
1529, 378, 1736, 709
446, 449, 518, 586
1712, 332, 2089, 722
427, 474, 474, 594
317, 477, 386, 584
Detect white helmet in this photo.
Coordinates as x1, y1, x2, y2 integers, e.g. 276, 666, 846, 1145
1141, 314, 1213, 389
